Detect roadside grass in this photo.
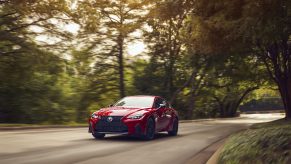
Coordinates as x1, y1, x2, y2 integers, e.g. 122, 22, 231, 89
0, 122, 88, 127
218, 119, 291, 164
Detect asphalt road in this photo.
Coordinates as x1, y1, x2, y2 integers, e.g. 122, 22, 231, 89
0, 113, 283, 164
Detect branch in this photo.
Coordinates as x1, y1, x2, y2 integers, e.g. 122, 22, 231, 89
212, 95, 224, 113
6, 18, 49, 32
169, 69, 197, 103
192, 72, 206, 96
101, 9, 120, 23
207, 82, 233, 88
0, 50, 25, 56
0, 12, 17, 18
234, 86, 259, 110
255, 50, 277, 83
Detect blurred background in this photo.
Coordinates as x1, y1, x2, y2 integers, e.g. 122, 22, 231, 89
0, 0, 288, 125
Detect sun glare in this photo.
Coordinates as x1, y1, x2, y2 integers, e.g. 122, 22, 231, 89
64, 23, 80, 34
127, 41, 146, 56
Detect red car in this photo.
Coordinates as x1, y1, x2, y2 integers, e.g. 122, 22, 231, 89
88, 95, 179, 140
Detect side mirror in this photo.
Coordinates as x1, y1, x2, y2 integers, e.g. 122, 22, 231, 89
158, 103, 166, 109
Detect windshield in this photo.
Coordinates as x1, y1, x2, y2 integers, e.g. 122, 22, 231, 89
114, 96, 154, 108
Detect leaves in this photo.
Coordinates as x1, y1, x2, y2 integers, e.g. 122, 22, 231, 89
0, 0, 287, 123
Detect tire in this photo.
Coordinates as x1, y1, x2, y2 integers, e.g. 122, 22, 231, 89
168, 118, 178, 136
142, 118, 155, 140
92, 132, 105, 139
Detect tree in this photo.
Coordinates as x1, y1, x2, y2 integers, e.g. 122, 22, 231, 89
0, 0, 74, 54
75, 0, 146, 98
188, 0, 291, 118
143, 0, 191, 97
69, 48, 122, 122
137, 0, 259, 119
249, 0, 291, 119
0, 0, 78, 123
209, 54, 264, 117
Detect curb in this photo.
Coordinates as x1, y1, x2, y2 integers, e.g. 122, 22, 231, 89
0, 125, 87, 131
186, 127, 248, 164
241, 110, 284, 114
206, 129, 247, 164
179, 118, 215, 123
206, 140, 226, 164
179, 116, 242, 123
185, 138, 226, 164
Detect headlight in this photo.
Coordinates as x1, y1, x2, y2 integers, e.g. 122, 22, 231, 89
91, 113, 101, 119
127, 113, 144, 119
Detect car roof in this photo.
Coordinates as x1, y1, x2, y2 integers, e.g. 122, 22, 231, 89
124, 95, 159, 98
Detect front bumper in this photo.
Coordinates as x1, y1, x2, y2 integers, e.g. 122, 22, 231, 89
89, 116, 146, 136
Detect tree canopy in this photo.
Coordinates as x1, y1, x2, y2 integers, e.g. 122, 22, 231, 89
0, 0, 288, 124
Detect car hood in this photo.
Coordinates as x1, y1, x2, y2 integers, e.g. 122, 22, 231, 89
95, 106, 151, 117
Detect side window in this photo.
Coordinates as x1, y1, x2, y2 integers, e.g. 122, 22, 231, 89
163, 99, 170, 108
154, 98, 163, 108
161, 99, 168, 108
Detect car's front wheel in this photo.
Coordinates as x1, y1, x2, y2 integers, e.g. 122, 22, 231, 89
168, 118, 178, 136
142, 118, 155, 140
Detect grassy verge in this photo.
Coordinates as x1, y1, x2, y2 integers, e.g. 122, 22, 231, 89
0, 122, 87, 127
218, 119, 291, 164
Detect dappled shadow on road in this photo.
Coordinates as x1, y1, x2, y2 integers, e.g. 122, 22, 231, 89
0, 134, 182, 158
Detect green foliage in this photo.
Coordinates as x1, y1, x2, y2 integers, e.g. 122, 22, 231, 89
218, 119, 291, 164
0, 50, 75, 123
74, 0, 147, 98
188, 0, 291, 118
240, 98, 284, 112
0, 1, 80, 124
0, 0, 287, 124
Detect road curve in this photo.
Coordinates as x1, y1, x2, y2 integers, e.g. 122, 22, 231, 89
0, 113, 283, 164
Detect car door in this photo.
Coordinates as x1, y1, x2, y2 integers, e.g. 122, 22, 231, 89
154, 97, 167, 131
163, 100, 172, 129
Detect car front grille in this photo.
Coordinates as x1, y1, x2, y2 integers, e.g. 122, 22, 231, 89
95, 116, 128, 133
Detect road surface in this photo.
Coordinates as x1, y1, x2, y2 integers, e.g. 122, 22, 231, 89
0, 113, 283, 164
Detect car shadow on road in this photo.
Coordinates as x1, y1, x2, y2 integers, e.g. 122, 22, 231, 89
85, 133, 184, 142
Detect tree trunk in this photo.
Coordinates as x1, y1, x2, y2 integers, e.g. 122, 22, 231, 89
260, 40, 291, 119
164, 19, 176, 95
118, 35, 125, 98
184, 78, 197, 120
185, 91, 195, 120
232, 86, 259, 114
277, 78, 291, 119
287, 77, 291, 118
214, 87, 258, 118
77, 95, 90, 123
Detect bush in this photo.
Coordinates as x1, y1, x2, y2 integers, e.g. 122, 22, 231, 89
218, 119, 291, 164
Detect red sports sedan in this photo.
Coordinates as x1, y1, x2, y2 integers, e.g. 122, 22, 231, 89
88, 95, 179, 140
